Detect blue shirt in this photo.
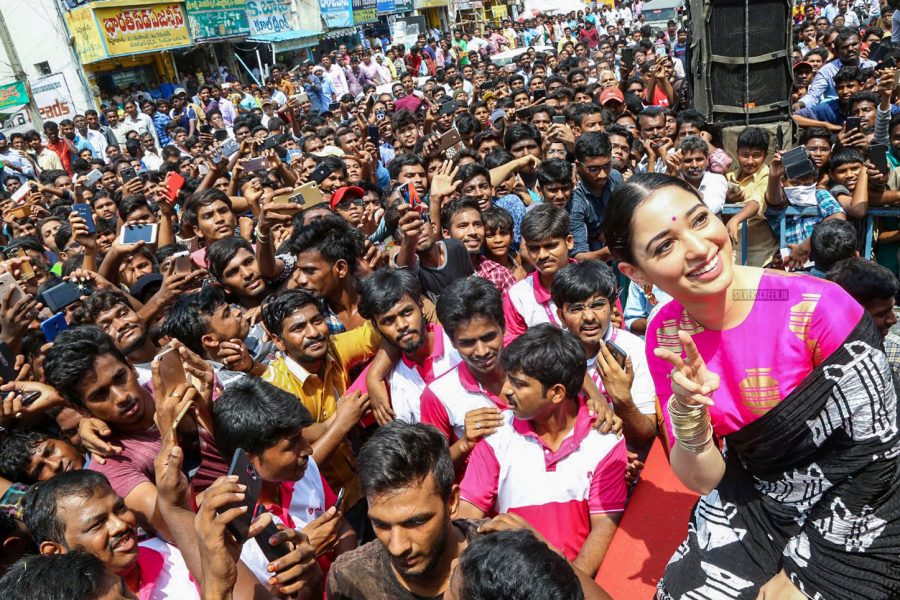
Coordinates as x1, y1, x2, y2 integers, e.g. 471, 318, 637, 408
569, 171, 624, 254
780, 189, 844, 246
150, 111, 172, 147
799, 58, 877, 107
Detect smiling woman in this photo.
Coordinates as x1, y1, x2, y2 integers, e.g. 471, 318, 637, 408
603, 173, 900, 599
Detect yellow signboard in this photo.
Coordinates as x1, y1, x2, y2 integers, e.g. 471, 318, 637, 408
65, 6, 107, 64
93, 2, 192, 57
491, 5, 507, 18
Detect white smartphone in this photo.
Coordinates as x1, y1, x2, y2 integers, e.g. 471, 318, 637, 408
119, 223, 159, 246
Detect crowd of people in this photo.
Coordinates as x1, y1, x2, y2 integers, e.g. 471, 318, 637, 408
0, 0, 898, 599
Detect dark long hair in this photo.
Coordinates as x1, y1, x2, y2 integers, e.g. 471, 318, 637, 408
602, 173, 703, 264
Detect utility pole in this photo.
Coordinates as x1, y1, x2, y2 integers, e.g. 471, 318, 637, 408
0, 7, 44, 130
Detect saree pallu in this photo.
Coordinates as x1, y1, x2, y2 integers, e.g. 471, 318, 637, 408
657, 315, 900, 600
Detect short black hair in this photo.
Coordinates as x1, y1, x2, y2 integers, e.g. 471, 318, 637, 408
43, 326, 127, 407
0, 552, 115, 600
501, 323, 586, 399
573, 131, 611, 161
161, 285, 228, 357
810, 219, 858, 273
206, 236, 254, 283
481, 206, 513, 235
551, 260, 619, 307
261, 289, 322, 338
0, 429, 53, 483
521, 203, 570, 243
828, 147, 865, 171
536, 159, 573, 188
459, 530, 584, 600
23, 469, 112, 545
289, 214, 361, 270
183, 189, 233, 229
358, 268, 422, 321
736, 126, 770, 152
827, 258, 900, 303
358, 421, 453, 501
212, 377, 313, 459
67, 289, 132, 327
436, 276, 505, 339
440, 196, 482, 232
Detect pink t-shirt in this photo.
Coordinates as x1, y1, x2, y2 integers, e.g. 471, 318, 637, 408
646, 271, 863, 444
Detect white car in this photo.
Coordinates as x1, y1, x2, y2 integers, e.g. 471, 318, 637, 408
490, 45, 555, 67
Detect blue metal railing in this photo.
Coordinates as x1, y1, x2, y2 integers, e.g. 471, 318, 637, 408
720, 205, 900, 265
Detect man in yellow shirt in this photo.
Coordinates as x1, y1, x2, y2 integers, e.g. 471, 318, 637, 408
261, 289, 378, 531
724, 127, 778, 267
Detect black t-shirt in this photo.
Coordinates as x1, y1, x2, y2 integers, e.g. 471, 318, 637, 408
325, 519, 482, 600
415, 239, 475, 302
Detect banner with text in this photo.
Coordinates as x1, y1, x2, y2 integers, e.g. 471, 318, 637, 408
246, 0, 292, 35
352, 0, 378, 24
0, 73, 77, 136
185, 0, 250, 40
320, 0, 353, 28
64, 6, 107, 64
93, 2, 192, 57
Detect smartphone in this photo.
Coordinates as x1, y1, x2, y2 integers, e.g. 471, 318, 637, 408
621, 47, 635, 69
177, 235, 200, 253
367, 124, 380, 146
328, 101, 341, 112
262, 135, 282, 151
163, 171, 186, 205
120, 166, 137, 183
8, 205, 31, 220
655, 45, 667, 57
72, 203, 96, 234
223, 449, 264, 542
221, 138, 239, 156
40, 312, 68, 343
253, 518, 292, 562
532, 88, 546, 101
295, 181, 325, 207
292, 92, 309, 104
41, 281, 85, 313
0, 272, 25, 307
84, 168, 103, 188
846, 116, 862, 131
243, 156, 267, 173
437, 128, 463, 153
6, 248, 34, 281
119, 223, 159, 245
877, 57, 897, 71
156, 346, 187, 401
782, 146, 816, 181
286, 149, 302, 163
869, 143, 890, 175
606, 340, 627, 369
199, 124, 213, 135
334, 487, 346, 510
309, 162, 333, 185
172, 251, 192, 274
552, 115, 567, 125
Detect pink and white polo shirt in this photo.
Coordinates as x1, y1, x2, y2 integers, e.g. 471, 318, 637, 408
586, 326, 657, 415
502, 270, 561, 341
137, 537, 200, 599
420, 361, 507, 443
460, 403, 627, 560
387, 323, 461, 423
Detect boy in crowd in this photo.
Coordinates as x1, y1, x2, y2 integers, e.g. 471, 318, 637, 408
458, 324, 627, 576
503, 203, 573, 339
809, 218, 859, 278
0, 429, 86, 484
476, 206, 524, 294
551, 260, 657, 450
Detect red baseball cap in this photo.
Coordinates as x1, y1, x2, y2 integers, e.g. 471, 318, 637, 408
599, 87, 625, 105
330, 185, 365, 209
793, 61, 813, 71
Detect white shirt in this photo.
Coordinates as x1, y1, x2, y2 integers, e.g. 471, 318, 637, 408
697, 171, 728, 215
123, 113, 159, 147
84, 129, 109, 160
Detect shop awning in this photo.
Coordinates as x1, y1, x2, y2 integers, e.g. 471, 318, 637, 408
246, 30, 322, 53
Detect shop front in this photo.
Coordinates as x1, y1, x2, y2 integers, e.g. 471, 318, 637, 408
413, 0, 448, 31
64, 0, 194, 106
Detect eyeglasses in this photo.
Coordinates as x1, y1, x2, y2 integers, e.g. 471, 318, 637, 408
578, 161, 612, 175
337, 198, 364, 209
563, 300, 611, 316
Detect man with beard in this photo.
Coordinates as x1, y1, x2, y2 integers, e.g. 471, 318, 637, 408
326, 421, 481, 599
69, 290, 159, 385
358, 269, 461, 424
572, 132, 623, 262
42, 326, 214, 539
262, 289, 377, 535
674, 135, 727, 215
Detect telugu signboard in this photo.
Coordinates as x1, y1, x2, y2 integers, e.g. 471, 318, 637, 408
0, 73, 77, 136
185, 0, 250, 40
64, 6, 107, 65
320, 0, 353, 28
0, 82, 28, 114
246, 0, 292, 35
352, 0, 378, 24
93, 2, 192, 57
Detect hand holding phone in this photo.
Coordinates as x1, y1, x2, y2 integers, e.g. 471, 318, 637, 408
119, 223, 159, 246
221, 450, 264, 542
72, 203, 96, 234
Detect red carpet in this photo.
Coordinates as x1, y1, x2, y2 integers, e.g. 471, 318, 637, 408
595, 441, 698, 598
